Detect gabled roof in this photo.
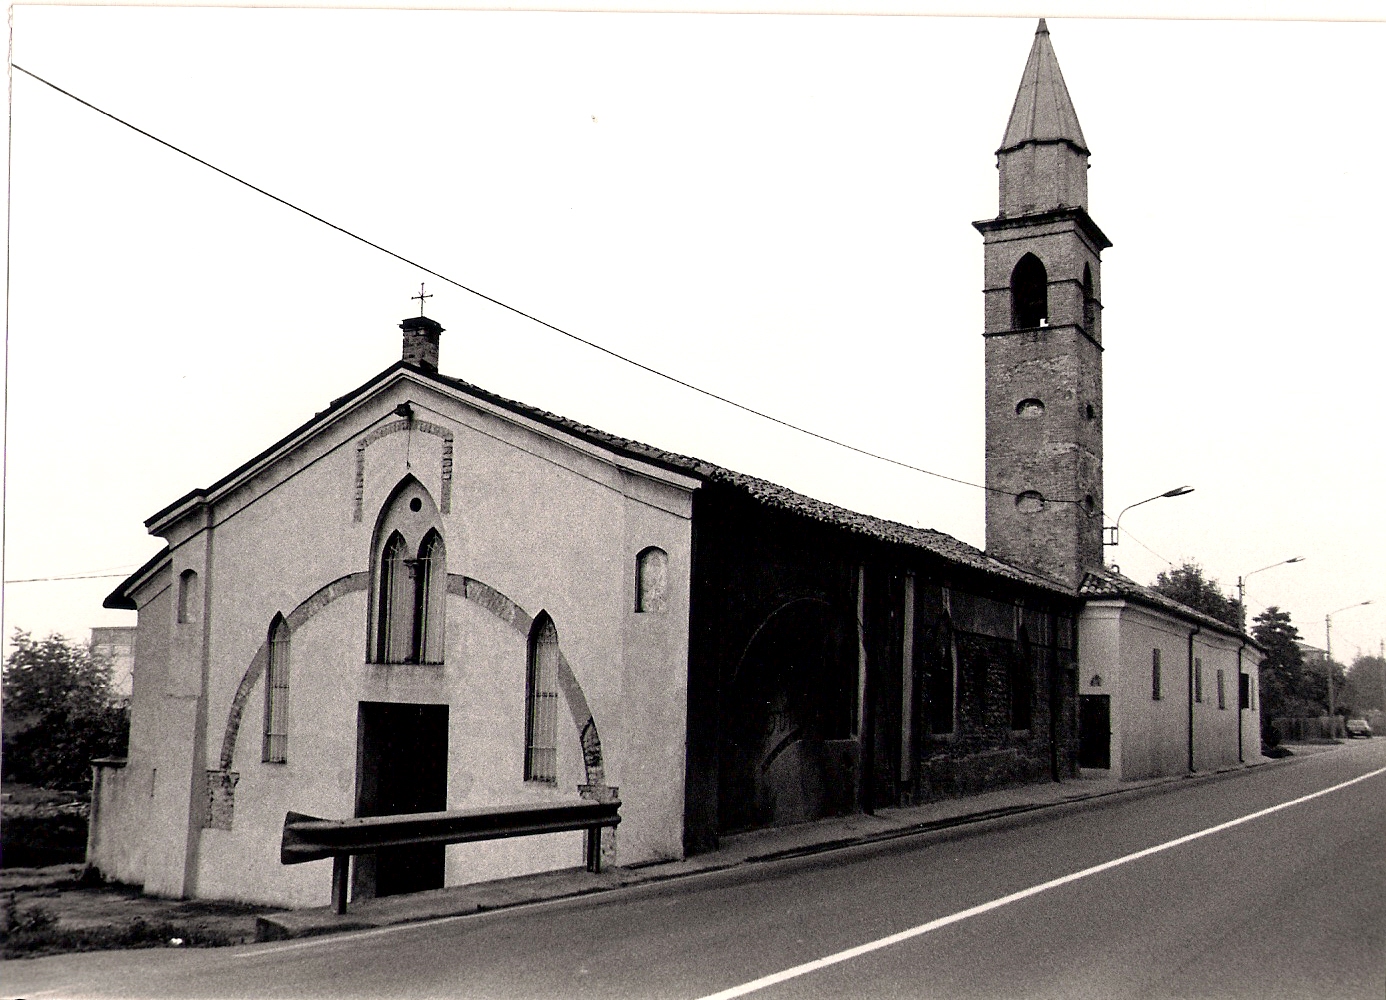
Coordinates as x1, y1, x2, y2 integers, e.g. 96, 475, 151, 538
1000, 19, 1089, 155
1080, 566, 1258, 645
106, 358, 1076, 608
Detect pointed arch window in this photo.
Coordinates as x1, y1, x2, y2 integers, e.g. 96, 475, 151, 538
262, 615, 290, 763
1011, 253, 1048, 329
377, 531, 415, 663
369, 477, 446, 665
415, 530, 446, 664
525, 613, 560, 784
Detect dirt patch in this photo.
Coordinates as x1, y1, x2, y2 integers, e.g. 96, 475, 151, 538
1, 864, 282, 959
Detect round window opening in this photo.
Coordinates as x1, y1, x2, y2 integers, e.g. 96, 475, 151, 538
1015, 490, 1045, 513
409, 497, 423, 513
1016, 398, 1045, 420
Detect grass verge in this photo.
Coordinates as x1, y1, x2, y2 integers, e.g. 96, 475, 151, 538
2, 896, 235, 958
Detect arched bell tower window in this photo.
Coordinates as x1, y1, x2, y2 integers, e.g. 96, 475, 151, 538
1082, 263, 1096, 332
525, 613, 560, 784
1011, 253, 1048, 329
369, 476, 446, 665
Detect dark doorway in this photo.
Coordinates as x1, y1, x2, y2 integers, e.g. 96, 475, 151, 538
354, 702, 448, 899
1078, 694, 1110, 769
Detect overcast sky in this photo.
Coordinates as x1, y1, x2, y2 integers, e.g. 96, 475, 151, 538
4, 2, 1383, 663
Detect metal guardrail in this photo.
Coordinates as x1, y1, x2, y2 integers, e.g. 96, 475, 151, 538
281, 798, 621, 914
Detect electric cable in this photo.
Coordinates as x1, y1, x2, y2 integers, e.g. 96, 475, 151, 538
12, 62, 1095, 506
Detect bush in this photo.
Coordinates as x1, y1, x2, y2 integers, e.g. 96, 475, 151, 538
1, 809, 89, 868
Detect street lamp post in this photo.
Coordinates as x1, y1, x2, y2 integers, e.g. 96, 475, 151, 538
1325, 600, 1372, 718
1237, 557, 1305, 619
1103, 486, 1194, 548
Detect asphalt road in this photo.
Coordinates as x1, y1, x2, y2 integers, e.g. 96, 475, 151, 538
7, 741, 1383, 1000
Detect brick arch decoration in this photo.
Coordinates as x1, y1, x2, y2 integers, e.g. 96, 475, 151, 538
353, 418, 454, 521
205, 572, 607, 830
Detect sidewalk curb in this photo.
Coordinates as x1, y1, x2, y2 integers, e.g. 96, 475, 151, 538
252, 752, 1298, 943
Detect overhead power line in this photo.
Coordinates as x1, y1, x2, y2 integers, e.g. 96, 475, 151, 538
4, 571, 133, 584
12, 62, 1092, 507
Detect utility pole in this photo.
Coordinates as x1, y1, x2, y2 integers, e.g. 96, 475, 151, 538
1325, 601, 1372, 720
1326, 615, 1334, 717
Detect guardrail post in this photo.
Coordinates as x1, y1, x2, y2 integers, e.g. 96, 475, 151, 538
585, 826, 601, 873
332, 855, 350, 914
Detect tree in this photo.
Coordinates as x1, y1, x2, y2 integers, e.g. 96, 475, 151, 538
2, 631, 129, 790
1150, 561, 1243, 630
1252, 607, 1323, 729
1341, 655, 1386, 715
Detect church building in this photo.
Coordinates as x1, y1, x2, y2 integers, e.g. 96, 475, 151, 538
88, 21, 1258, 909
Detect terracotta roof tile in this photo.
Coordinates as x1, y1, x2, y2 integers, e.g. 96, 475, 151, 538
431, 369, 1072, 595
1080, 566, 1254, 641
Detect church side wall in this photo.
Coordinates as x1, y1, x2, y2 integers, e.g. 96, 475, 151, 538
685, 486, 1078, 853
1114, 605, 1194, 781
1191, 629, 1243, 773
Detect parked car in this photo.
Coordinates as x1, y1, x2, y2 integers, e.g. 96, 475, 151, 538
1345, 719, 1373, 738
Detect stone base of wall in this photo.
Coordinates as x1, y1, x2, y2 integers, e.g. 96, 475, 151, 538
913, 742, 1052, 801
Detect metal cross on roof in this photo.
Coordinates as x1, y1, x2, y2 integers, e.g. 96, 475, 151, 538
411, 282, 433, 316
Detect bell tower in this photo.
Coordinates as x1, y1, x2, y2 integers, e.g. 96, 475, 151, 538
974, 19, 1110, 589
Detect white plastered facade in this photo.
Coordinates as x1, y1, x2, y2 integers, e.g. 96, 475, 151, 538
1078, 600, 1263, 781
90, 368, 698, 907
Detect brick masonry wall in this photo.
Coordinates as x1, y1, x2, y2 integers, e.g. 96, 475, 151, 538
984, 322, 1103, 587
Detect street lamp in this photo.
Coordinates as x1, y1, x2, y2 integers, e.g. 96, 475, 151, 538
1103, 486, 1194, 547
1237, 557, 1305, 610
1325, 600, 1372, 717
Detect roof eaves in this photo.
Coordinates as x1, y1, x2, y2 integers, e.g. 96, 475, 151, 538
103, 546, 172, 610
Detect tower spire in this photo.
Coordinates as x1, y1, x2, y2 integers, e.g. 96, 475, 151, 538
996, 18, 1089, 217
1001, 18, 1086, 156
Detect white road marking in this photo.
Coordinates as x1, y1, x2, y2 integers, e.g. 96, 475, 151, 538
694, 765, 1386, 1000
